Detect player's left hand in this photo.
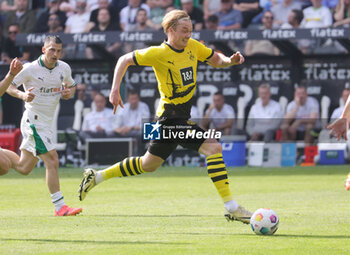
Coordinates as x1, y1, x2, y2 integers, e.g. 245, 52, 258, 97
230, 51, 245, 65
61, 83, 72, 100
327, 118, 349, 140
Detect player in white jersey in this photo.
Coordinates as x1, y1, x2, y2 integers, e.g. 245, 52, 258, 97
4, 36, 82, 216
0, 58, 23, 174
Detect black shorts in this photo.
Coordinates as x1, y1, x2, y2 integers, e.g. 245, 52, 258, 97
147, 118, 206, 160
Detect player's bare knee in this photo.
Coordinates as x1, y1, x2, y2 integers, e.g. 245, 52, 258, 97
206, 141, 222, 156
212, 142, 222, 155
0, 158, 11, 175
44, 152, 59, 169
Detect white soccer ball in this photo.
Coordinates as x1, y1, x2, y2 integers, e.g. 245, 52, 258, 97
250, 208, 279, 235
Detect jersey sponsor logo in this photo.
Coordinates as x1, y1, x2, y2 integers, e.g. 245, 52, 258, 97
180, 67, 194, 86
39, 87, 62, 93
167, 69, 195, 100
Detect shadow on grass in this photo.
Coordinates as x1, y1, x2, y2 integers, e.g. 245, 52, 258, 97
273, 234, 350, 239
104, 232, 350, 239
0, 238, 189, 245
1, 165, 349, 179
88, 214, 218, 218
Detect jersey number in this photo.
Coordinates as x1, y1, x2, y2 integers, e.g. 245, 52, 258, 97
180, 67, 194, 86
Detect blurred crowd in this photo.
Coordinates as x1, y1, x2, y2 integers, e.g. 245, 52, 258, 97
0, 0, 348, 63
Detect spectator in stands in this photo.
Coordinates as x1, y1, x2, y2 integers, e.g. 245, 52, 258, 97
271, 0, 301, 27
46, 13, 64, 33
145, 0, 166, 30
281, 9, 304, 28
204, 15, 234, 56
191, 105, 201, 121
128, 8, 154, 32
322, 0, 338, 10
174, 0, 200, 8
1, 0, 16, 13
87, 7, 119, 32
2, 23, 30, 62
244, 11, 280, 56
165, 4, 177, 13
80, 92, 115, 140
60, 0, 102, 14
3, 0, 36, 37
203, 0, 221, 20
112, 0, 128, 13
85, 0, 120, 32
205, 14, 219, 29
202, 91, 235, 136
123, 8, 156, 52
35, 0, 67, 33
119, 0, 150, 31
180, 0, 204, 30
114, 90, 150, 137
333, 0, 350, 27
233, 0, 262, 28
281, 9, 309, 53
85, 7, 122, 59
246, 83, 283, 142
330, 87, 350, 122
75, 83, 92, 108
301, 0, 332, 28
280, 86, 320, 145
215, 0, 243, 30
64, 0, 91, 33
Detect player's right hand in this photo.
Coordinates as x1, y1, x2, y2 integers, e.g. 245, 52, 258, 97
327, 118, 348, 140
109, 91, 124, 114
9, 58, 23, 76
24, 87, 35, 102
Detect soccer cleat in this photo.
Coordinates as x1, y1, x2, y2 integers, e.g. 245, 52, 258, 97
345, 173, 350, 191
78, 168, 97, 201
55, 205, 82, 216
225, 205, 253, 224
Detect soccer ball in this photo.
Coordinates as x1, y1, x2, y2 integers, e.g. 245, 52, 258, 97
250, 208, 279, 235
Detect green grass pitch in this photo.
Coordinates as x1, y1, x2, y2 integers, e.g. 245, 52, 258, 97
1, 165, 350, 255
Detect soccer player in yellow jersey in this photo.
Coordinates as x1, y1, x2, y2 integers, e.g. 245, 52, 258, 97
79, 10, 253, 224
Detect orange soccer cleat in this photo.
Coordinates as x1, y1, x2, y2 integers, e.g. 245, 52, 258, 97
55, 205, 82, 216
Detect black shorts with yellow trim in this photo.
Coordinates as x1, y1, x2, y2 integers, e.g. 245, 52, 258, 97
147, 118, 206, 160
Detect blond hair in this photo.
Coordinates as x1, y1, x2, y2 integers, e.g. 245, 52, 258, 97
161, 10, 190, 34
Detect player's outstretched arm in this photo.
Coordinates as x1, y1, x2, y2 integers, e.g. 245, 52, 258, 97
7, 85, 35, 102
206, 51, 245, 68
327, 95, 350, 140
0, 58, 23, 97
110, 52, 135, 114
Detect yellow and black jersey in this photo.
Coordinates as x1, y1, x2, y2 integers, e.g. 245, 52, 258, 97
133, 38, 214, 119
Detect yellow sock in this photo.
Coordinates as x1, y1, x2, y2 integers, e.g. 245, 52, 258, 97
207, 153, 232, 203
101, 157, 145, 180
